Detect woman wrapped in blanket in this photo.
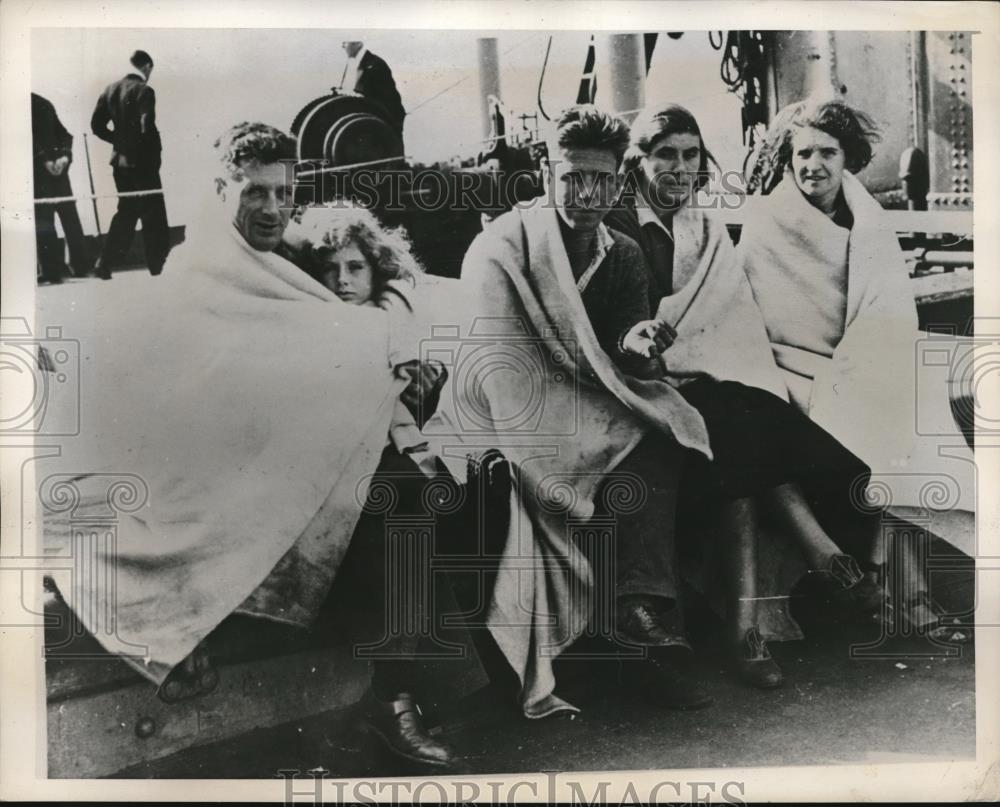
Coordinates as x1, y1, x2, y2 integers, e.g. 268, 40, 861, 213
740, 99, 966, 639
604, 104, 884, 689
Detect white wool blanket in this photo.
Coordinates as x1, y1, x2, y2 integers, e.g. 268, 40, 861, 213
653, 196, 789, 400
40, 214, 414, 681
740, 173, 975, 550
425, 201, 710, 717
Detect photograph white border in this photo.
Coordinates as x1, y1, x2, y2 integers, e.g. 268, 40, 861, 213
2, 0, 998, 801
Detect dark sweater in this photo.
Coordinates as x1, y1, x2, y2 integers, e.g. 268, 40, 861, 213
566, 225, 660, 378
604, 205, 673, 314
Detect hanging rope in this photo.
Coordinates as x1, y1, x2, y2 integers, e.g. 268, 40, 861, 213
408, 74, 472, 115
409, 33, 541, 116
710, 31, 772, 156
537, 35, 553, 122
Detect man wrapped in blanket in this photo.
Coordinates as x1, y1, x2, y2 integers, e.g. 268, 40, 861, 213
424, 106, 717, 717
41, 122, 459, 770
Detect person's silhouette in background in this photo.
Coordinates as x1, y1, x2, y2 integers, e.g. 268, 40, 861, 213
339, 40, 405, 136
32, 93, 92, 283
91, 49, 170, 278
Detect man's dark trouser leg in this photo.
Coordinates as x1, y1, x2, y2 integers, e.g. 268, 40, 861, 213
603, 434, 713, 709
34, 202, 66, 282
352, 449, 435, 701
99, 167, 142, 274
612, 433, 684, 606
55, 201, 91, 277
350, 450, 459, 769
136, 165, 169, 275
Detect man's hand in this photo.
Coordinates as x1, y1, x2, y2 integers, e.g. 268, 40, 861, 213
396, 359, 448, 425
620, 318, 677, 359
44, 156, 69, 177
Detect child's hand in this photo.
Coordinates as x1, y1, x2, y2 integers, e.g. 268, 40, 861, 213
621, 318, 677, 358
396, 359, 449, 425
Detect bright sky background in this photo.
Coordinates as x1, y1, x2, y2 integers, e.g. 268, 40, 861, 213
31, 28, 745, 235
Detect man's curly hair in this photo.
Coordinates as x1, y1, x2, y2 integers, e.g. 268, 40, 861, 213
297, 204, 422, 293
746, 98, 881, 194
213, 122, 297, 182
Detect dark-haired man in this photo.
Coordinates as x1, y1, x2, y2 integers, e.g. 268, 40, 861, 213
447, 105, 714, 714
91, 49, 170, 278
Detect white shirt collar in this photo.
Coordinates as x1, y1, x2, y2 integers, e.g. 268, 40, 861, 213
342, 46, 368, 89
574, 221, 614, 294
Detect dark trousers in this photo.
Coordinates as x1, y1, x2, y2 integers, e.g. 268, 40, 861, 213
346, 448, 460, 700
603, 432, 684, 603
35, 200, 90, 281
365, 435, 688, 697
100, 163, 170, 275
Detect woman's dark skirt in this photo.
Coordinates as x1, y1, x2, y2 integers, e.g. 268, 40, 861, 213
678, 379, 871, 518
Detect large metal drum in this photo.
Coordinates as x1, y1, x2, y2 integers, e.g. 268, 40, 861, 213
288, 91, 536, 278
291, 92, 405, 169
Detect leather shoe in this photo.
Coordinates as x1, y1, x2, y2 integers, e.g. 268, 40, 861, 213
359, 689, 456, 768
615, 595, 690, 647
734, 626, 782, 689
821, 554, 885, 618
93, 259, 112, 280
157, 647, 218, 703
622, 646, 714, 710
889, 590, 972, 643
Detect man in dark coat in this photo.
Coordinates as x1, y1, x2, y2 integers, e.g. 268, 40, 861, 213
339, 40, 406, 135
90, 49, 170, 278
32, 93, 92, 283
